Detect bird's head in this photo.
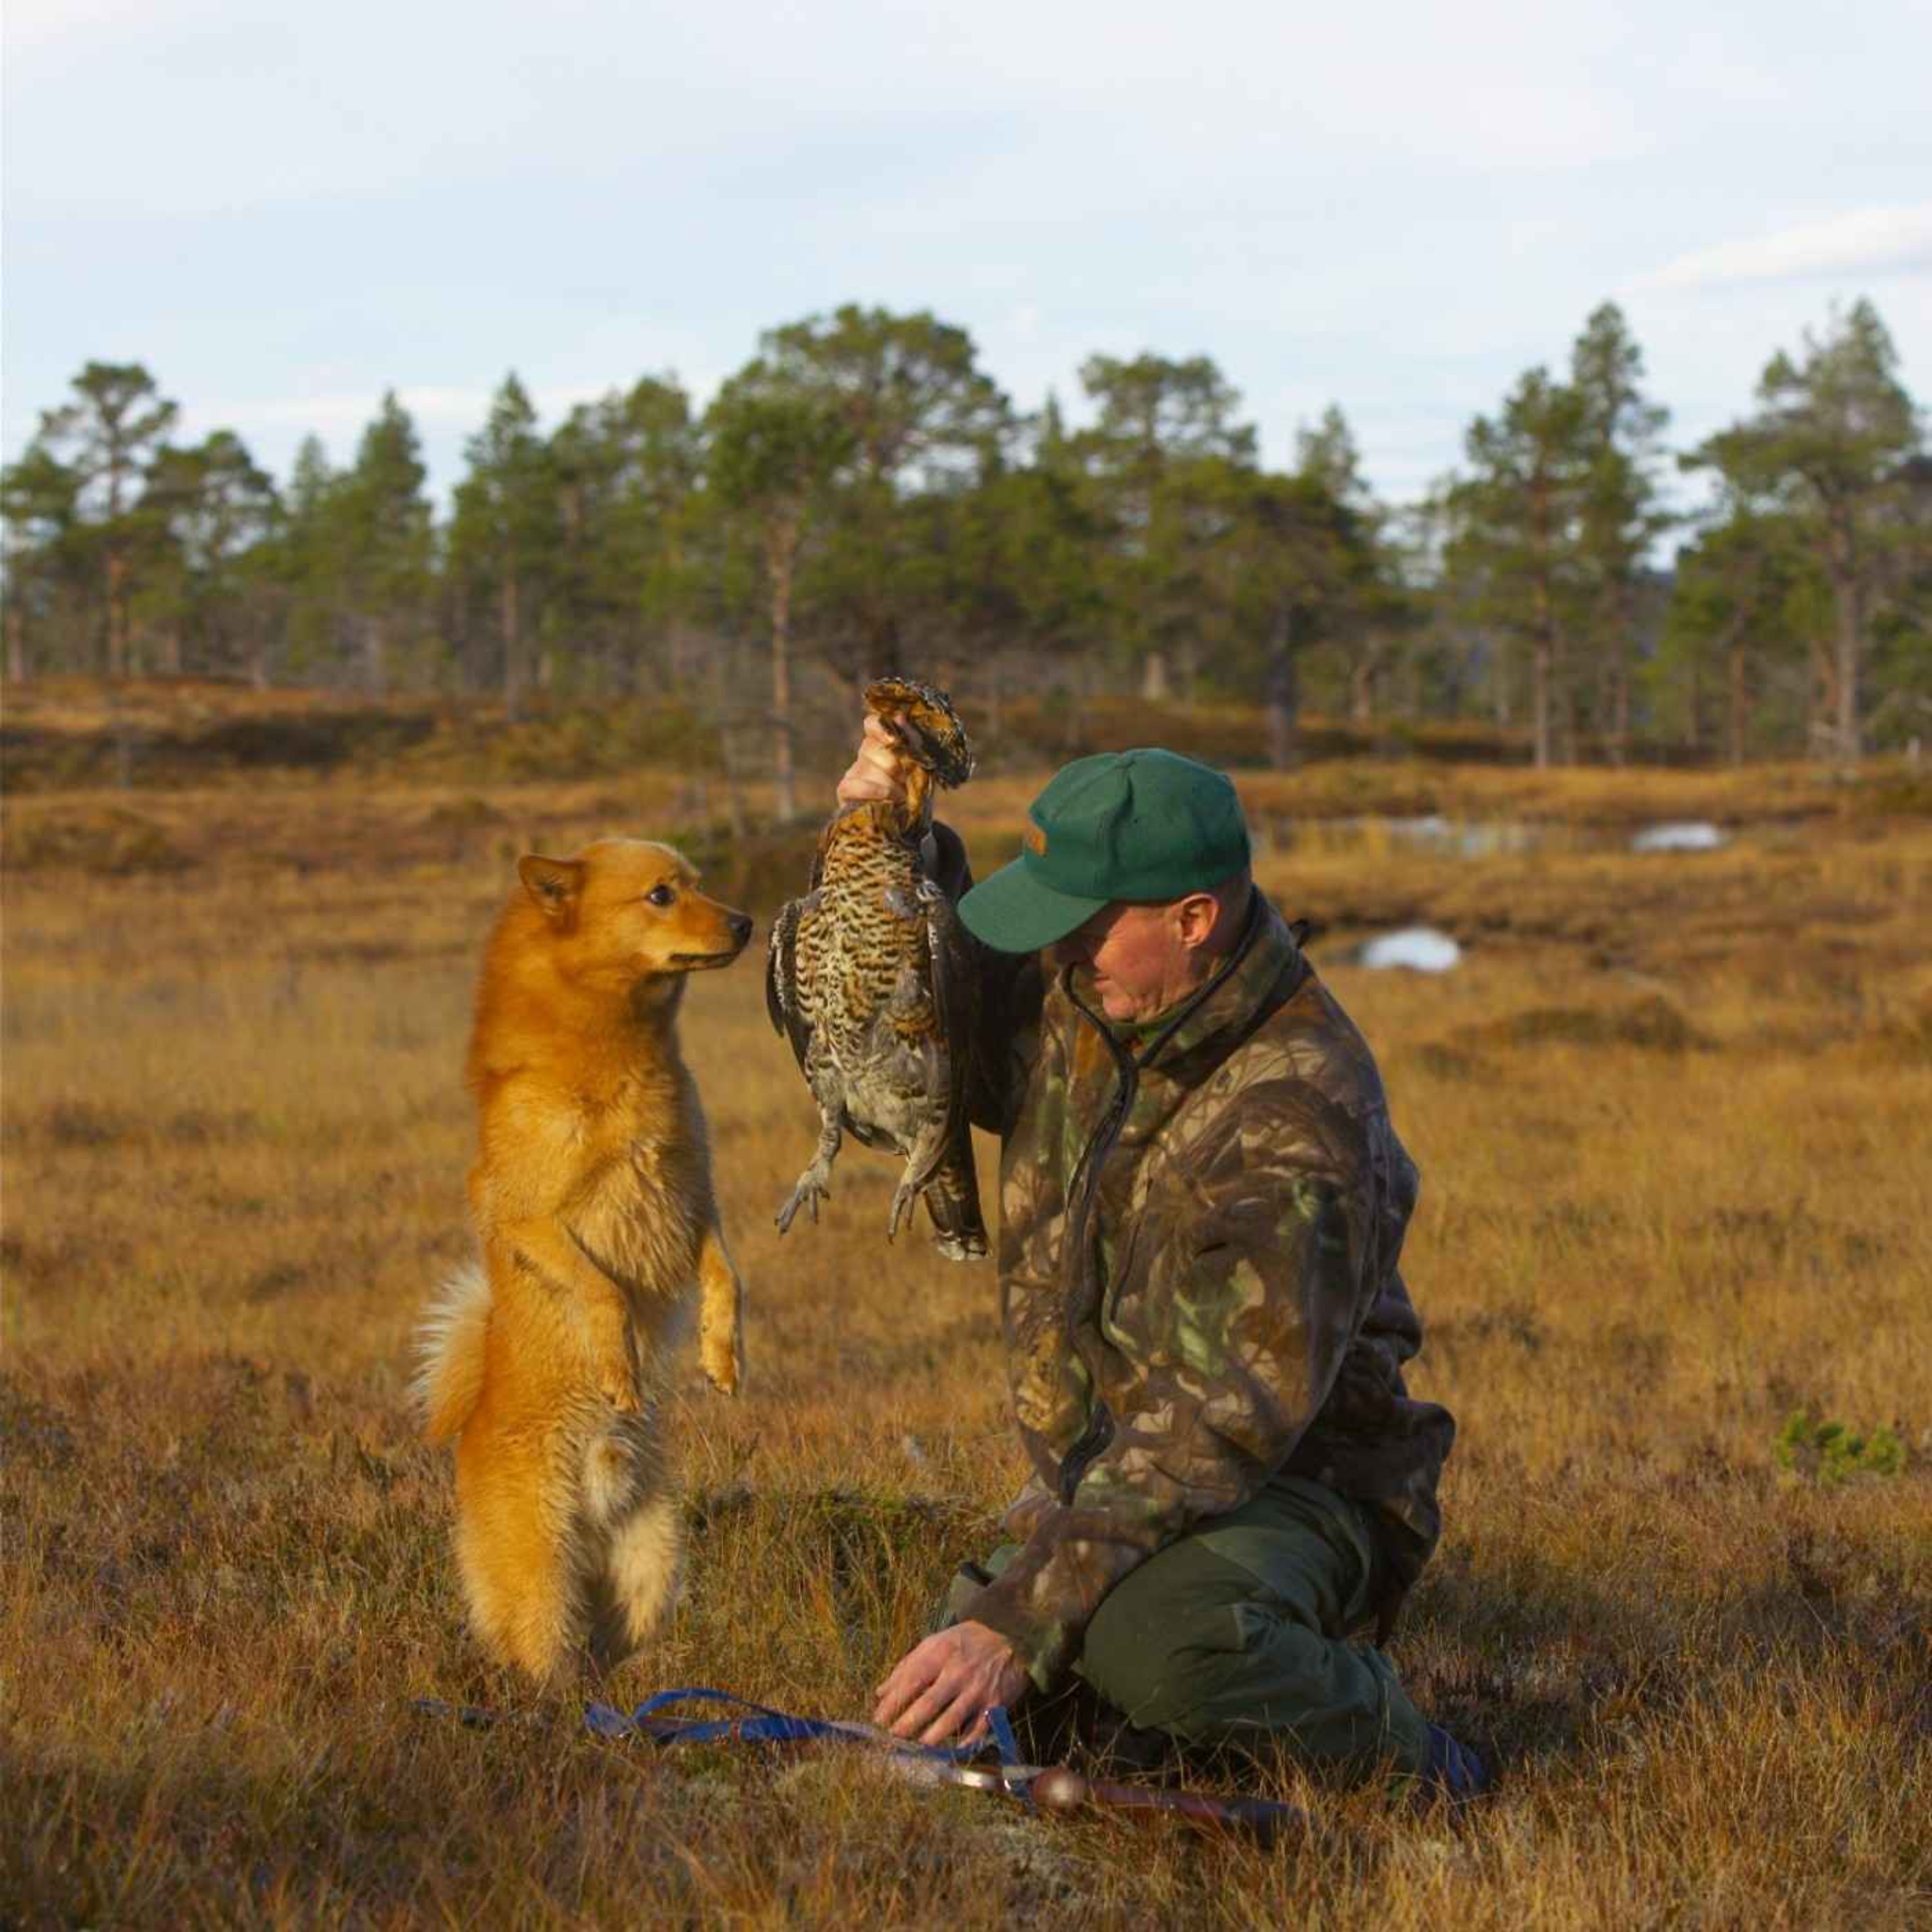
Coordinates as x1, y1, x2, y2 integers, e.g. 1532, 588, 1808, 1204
864, 677, 976, 790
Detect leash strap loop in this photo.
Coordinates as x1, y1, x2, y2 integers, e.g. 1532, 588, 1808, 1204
585, 1686, 1024, 1777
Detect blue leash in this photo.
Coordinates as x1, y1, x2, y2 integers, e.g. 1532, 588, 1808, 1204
585, 1687, 1028, 1795
423, 1694, 1305, 1839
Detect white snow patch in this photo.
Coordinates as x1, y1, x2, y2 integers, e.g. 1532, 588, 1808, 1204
1631, 821, 1728, 853
1358, 927, 1463, 972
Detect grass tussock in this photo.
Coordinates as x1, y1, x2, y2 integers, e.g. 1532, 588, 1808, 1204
3, 759, 1929, 1927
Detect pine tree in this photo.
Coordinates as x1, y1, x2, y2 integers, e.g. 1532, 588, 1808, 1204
334, 394, 433, 693
451, 375, 562, 712
19, 362, 180, 676
1226, 464, 1379, 768
135, 431, 281, 679
1075, 352, 1257, 699
1292, 406, 1410, 727
705, 367, 855, 822
549, 376, 701, 690
272, 437, 347, 684
1568, 303, 1672, 762
943, 453, 1107, 702
1689, 300, 1923, 764
1448, 368, 1588, 768
1658, 500, 1817, 761
754, 306, 1013, 677
1, 444, 87, 680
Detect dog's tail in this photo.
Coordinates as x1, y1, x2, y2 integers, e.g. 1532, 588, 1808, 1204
413, 1261, 491, 1444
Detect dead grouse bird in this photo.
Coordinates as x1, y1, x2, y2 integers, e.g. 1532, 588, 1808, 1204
765, 676, 987, 1260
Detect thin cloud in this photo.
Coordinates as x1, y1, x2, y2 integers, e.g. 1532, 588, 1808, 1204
1636, 205, 1932, 292
185, 383, 611, 446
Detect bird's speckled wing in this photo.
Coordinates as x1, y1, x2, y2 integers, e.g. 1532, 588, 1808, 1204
765, 893, 815, 1075
921, 884, 980, 1166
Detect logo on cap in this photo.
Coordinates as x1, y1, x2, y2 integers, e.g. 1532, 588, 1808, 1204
1023, 822, 1048, 857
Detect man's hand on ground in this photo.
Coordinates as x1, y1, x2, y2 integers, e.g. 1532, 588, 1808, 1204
872, 1621, 1027, 1747
836, 713, 907, 807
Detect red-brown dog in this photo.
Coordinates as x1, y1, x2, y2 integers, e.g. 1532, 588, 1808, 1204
415, 839, 750, 1680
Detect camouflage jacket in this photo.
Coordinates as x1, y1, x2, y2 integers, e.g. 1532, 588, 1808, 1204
934, 830, 1454, 1692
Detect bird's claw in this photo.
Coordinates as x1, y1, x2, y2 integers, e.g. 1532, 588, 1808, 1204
886, 1180, 917, 1243
775, 1167, 832, 1235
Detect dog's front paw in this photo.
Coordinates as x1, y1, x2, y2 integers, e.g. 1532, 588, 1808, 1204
701, 1315, 744, 1397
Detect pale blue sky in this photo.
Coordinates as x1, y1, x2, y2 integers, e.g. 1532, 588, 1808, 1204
6, 0, 1929, 508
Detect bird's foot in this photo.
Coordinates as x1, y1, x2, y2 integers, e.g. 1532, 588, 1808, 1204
931, 1229, 989, 1263
886, 1179, 918, 1243
775, 1165, 833, 1235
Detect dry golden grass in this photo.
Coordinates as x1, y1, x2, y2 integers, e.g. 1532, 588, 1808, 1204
3, 757, 1929, 1927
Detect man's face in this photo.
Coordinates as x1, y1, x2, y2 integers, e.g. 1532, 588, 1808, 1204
1050, 900, 1188, 1023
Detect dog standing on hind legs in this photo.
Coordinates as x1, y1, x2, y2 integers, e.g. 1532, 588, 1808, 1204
414, 839, 752, 1682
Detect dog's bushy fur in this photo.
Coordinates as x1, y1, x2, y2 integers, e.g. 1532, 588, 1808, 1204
415, 838, 752, 1680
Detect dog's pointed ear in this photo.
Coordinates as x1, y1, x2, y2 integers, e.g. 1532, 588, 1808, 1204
518, 855, 584, 924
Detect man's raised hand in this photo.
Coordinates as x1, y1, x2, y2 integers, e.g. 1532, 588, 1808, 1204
836, 712, 908, 808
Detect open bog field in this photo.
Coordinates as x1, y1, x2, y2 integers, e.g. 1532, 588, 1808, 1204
3, 759, 1931, 1928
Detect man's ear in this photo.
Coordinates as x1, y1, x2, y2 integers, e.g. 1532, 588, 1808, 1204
518, 855, 585, 925
1173, 892, 1220, 949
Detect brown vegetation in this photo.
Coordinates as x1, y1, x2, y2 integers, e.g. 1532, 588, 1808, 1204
26, 677, 1932, 804
3, 717, 1929, 1926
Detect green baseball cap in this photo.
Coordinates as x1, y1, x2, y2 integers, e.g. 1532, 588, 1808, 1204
958, 748, 1251, 954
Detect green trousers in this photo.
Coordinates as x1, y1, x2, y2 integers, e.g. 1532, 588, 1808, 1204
945, 1475, 1432, 1777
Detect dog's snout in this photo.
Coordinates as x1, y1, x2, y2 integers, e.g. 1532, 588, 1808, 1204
729, 912, 753, 946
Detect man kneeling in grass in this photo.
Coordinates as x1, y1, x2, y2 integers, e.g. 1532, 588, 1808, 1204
845, 721, 1486, 1799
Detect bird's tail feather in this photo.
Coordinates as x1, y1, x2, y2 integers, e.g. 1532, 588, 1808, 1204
922, 1144, 988, 1262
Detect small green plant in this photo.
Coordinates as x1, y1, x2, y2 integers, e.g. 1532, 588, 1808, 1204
1774, 1409, 1908, 1484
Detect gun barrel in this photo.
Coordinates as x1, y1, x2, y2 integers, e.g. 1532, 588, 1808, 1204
1034, 1767, 1307, 1844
